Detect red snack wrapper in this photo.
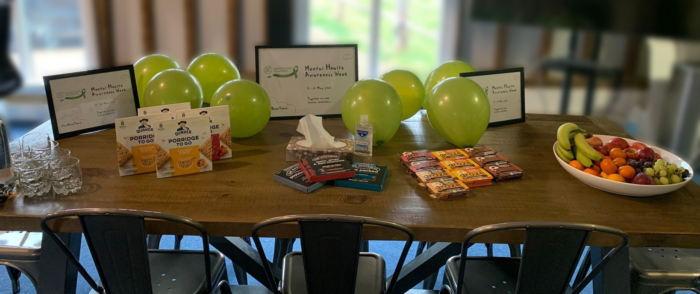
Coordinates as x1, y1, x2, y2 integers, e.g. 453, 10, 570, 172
484, 162, 524, 181
408, 161, 444, 176
471, 154, 509, 167
426, 178, 470, 200
400, 151, 437, 165
415, 169, 454, 188
463, 146, 497, 157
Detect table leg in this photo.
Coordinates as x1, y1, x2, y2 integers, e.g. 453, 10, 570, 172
210, 236, 281, 291
590, 246, 631, 294
36, 232, 81, 294
388, 242, 461, 294
584, 72, 598, 116
560, 69, 574, 114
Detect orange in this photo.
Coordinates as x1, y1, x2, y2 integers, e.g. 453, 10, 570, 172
609, 148, 626, 160
592, 164, 601, 173
600, 158, 617, 174
583, 168, 600, 177
569, 160, 584, 171
613, 157, 627, 167
606, 173, 626, 182
618, 165, 636, 180
600, 171, 609, 179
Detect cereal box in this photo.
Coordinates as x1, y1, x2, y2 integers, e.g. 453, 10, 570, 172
154, 116, 212, 178
176, 106, 231, 161
115, 113, 171, 176
138, 102, 190, 119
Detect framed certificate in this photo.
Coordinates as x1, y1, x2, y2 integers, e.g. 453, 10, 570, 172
44, 65, 140, 140
256, 45, 358, 119
460, 68, 525, 127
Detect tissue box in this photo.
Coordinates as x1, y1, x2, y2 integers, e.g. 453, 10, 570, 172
286, 136, 354, 162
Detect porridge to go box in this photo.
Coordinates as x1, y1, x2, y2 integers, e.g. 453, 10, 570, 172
138, 102, 191, 119
154, 115, 212, 178
175, 106, 231, 161
115, 113, 171, 176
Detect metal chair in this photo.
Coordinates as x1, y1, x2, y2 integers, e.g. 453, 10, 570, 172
251, 214, 414, 294
40, 208, 237, 294
441, 222, 629, 294
629, 247, 700, 293
0, 231, 42, 294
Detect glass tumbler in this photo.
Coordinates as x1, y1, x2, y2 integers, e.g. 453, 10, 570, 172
16, 159, 52, 197
27, 140, 59, 159
51, 157, 82, 195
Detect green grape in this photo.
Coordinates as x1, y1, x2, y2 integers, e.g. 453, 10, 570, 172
660, 177, 669, 185
659, 170, 667, 177
655, 159, 665, 166
644, 168, 655, 177
669, 163, 678, 171
654, 165, 664, 172
679, 167, 686, 174
671, 175, 681, 184
654, 178, 661, 185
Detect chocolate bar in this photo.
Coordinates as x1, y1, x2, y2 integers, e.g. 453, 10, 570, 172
334, 163, 388, 191
275, 164, 326, 193
400, 151, 437, 165
408, 161, 444, 176
463, 146, 497, 157
484, 162, 524, 182
439, 158, 479, 170
432, 149, 469, 160
426, 178, 470, 200
298, 154, 355, 183
471, 154, 509, 167
415, 169, 454, 188
449, 167, 494, 187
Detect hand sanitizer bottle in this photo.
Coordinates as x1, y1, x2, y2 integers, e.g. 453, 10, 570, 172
354, 115, 373, 157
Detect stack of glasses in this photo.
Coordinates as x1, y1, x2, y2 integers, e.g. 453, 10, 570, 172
9, 133, 82, 197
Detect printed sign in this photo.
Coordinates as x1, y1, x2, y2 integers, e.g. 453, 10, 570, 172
256, 45, 358, 119
44, 65, 140, 139
460, 68, 525, 127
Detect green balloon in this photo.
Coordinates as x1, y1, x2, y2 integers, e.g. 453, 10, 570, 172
134, 54, 179, 107
425, 77, 490, 147
187, 53, 240, 105
143, 69, 203, 109
423, 60, 475, 105
210, 79, 271, 138
341, 79, 402, 147
379, 70, 425, 121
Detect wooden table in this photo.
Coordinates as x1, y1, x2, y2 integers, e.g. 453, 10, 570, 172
1, 112, 698, 293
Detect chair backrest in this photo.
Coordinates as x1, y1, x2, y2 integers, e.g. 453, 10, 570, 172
455, 222, 629, 294
40, 208, 215, 294
251, 214, 414, 294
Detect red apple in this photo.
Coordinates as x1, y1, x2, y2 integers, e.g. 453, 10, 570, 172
603, 143, 616, 154
586, 137, 604, 147
630, 142, 647, 150
637, 147, 655, 161
654, 153, 662, 161
623, 148, 638, 160
594, 145, 609, 156
608, 138, 630, 150
632, 173, 653, 185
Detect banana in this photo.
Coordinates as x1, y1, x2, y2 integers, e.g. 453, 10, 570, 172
556, 144, 574, 162
576, 149, 593, 168
557, 123, 580, 151
574, 133, 602, 161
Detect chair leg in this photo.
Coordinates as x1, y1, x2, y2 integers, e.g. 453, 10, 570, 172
273, 238, 295, 268
508, 244, 521, 257
486, 243, 494, 257
422, 242, 439, 290
416, 241, 427, 255
361, 240, 369, 252
232, 237, 251, 285
174, 235, 184, 250
147, 234, 163, 249
573, 249, 591, 288
7, 266, 21, 294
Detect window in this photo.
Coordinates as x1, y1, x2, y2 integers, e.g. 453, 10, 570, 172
9, 0, 89, 86
309, 0, 442, 81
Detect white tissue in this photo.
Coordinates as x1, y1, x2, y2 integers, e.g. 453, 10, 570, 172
296, 115, 346, 149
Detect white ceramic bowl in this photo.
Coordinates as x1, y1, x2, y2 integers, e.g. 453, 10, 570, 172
553, 135, 694, 197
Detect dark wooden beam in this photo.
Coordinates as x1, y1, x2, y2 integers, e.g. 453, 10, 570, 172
184, 0, 199, 59
140, 0, 155, 54
227, 0, 239, 62
94, 0, 114, 68
494, 24, 508, 69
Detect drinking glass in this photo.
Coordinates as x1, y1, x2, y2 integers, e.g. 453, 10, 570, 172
47, 148, 71, 168
21, 132, 50, 150
51, 157, 81, 195
16, 159, 51, 197
27, 140, 59, 159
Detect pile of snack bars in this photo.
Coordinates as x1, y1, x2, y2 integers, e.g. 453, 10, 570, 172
275, 154, 388, 193
401, 146, 524, 201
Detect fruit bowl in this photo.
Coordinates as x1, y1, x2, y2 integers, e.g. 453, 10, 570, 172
553, 135, 694, 197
